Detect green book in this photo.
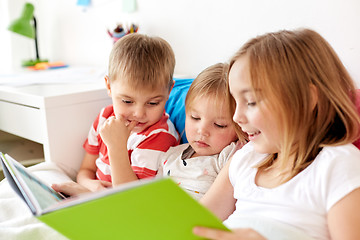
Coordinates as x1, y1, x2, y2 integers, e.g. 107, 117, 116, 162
0, 152, 228, 239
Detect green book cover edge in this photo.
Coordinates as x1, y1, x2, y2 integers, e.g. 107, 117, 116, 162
38, 178, 228, 240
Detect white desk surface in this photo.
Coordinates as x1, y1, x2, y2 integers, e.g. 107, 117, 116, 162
0, 82, 108, 108
0, 66, 109, 108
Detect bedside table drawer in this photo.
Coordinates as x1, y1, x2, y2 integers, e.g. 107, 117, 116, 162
0, 101, 43, 143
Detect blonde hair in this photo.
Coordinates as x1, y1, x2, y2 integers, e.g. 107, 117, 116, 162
185, 63, 246, 143
229, 28, 360, 180
108, 34, 175, 91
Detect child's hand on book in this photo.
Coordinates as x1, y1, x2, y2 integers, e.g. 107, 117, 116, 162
52, 181, 104, 197
78, 179, 113, 192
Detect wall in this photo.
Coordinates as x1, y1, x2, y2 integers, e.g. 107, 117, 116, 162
2, 0, 360, 87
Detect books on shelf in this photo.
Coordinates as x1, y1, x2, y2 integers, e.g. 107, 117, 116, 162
0, 152, 228, 240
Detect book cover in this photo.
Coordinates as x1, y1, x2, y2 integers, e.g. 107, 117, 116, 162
1, 153, 228, 240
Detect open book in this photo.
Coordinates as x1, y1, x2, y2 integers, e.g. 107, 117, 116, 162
0, 152, 228, 239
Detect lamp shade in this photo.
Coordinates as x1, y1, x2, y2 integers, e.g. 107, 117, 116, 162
8, 3, 35, 39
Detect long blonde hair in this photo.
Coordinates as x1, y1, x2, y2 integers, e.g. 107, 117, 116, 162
229, 28, 360, 180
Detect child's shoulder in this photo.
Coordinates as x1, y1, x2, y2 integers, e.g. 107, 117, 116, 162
91, 105, 114, 131
219, 142, 239, 159
315, 144, 360, 168
100, 105, 114, 119
232, 142, 254, 156
158, 144, 190, 165
141, 112, 179, 139
231, 142, 268, 167
165, 143, 190, 156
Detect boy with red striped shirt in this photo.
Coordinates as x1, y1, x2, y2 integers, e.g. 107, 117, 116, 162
77, 34, 179, 191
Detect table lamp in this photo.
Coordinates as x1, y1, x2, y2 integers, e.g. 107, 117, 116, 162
8, 2, 47, 67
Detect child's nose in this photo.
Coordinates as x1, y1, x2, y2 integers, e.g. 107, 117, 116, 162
233, 106, 247, 125
197, 122, 210, 137
133, 106, 145, 119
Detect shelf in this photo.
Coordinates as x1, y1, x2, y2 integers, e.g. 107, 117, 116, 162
0, 130, 44, 180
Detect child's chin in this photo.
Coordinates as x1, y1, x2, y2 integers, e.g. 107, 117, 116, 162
131, 128, 141, 133
132, 125, 146, 133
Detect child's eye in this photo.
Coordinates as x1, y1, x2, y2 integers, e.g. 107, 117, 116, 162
122, 99, 133, 104
247, 101, 257, 107
147, 101, 160, 106
191, 115, 200, 121
214, 123, 227, 128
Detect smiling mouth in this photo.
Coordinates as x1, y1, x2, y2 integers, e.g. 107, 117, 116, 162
127, 120, 145, 126
134, 122, 147, 128
247, 131, 261, 139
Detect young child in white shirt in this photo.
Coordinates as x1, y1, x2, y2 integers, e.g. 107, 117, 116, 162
157, 63, 246, 199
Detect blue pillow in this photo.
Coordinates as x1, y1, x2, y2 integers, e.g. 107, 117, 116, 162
165, 78, 194, 143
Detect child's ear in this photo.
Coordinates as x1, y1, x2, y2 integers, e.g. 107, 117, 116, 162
168, 80, 175, 93
104, 75, 111, 96
309, 83, 318, 111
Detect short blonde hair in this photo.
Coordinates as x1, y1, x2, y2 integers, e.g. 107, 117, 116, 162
185, 63, 246, 143
229, 28, 360, 180
108, 34, 175, 91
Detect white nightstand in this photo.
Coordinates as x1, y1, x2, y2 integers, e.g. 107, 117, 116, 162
0, 73, 112, 179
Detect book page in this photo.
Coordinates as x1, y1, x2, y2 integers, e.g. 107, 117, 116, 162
13, 163, 63, 210
1, 153, 64, 215
0, 153, 37, 214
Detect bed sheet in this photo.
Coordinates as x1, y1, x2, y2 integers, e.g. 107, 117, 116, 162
0, 162, 70, 240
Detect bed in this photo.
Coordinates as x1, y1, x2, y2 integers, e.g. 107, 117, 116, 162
0, 80, 359, 239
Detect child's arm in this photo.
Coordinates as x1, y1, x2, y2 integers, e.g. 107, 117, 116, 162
193, 159, 265, 240
200, 158, 236, 220
76, 152, 112, 191
100, 116, 138, 186
328, 187, 360, 240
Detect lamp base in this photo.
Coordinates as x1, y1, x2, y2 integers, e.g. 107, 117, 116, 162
22, 59, 48, 67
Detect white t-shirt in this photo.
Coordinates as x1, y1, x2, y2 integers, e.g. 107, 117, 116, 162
158, 142, 237, 200
225, 142, 360, 240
